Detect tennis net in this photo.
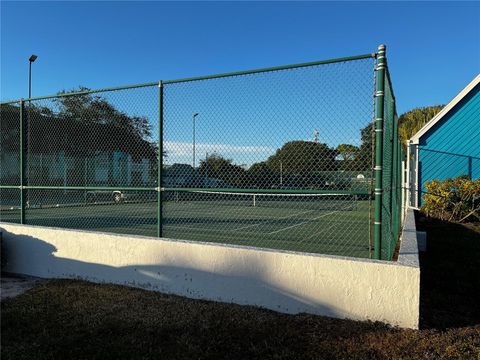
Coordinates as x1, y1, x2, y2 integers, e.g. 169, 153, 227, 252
164, 190, 360, 212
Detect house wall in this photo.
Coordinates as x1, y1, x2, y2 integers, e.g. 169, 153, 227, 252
417, 83, 480, 205
0, 209, 420, 329
0, 150, 152, 187
0, 152, 19, 180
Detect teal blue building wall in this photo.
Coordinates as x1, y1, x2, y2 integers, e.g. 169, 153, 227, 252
418, 83, 480, 204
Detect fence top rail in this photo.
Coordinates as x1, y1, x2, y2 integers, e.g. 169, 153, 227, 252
0, 99, 23, 105
1, 52, 376, 104
162, 53, 376, 85
0, 82, 159, 104
164, 187, 370, 195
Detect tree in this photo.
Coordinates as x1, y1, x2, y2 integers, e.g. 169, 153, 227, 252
354, 123, 374, 171
247, 161, 278, 188
398, 105, 444, 147
0, 88, 161, 186
266, 141, 337, 174
198, 153, 247, 188
54, 87, 154, 150
349, 105, 445, 174
336, 144, 359, 161
261, 141, 337, 188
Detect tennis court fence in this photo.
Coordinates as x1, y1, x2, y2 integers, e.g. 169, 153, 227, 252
0, 45, 403, 260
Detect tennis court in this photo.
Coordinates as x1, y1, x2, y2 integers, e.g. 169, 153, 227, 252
1, 190, 371, 258
1, 48, 403, 260
164, 192, 371, 257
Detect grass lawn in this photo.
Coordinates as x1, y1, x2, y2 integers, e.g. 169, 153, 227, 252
1, 216, 479, 359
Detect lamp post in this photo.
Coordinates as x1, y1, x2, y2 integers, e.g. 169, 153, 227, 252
193, 113, 199, 169
280, 160, 283, 186
27, 55, 38, 195
28, 54, 38, 99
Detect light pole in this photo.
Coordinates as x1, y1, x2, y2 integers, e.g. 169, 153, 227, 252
28, 54, 38, 99
205, 152, 208, 185
27, 55, 37, 193
192, 113, 199, 169
280, 160, 283, 186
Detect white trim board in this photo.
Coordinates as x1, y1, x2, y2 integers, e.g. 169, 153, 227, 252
410, 74, 480, 144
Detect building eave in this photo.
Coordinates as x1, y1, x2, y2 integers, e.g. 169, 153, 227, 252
410, 74, 480, 144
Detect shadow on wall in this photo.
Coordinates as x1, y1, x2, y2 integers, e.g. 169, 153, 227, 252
417, 215, 480, 329
417, 148, 480, 206
1, 229, 341, 319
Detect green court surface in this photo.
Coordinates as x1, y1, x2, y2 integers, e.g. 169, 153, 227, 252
0, 197, 372, 258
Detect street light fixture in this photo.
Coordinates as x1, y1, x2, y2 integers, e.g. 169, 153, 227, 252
193, 113, 199, 169
28, 54, 38, 98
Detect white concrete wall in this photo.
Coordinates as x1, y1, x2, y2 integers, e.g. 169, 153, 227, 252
0, 211, 420, 328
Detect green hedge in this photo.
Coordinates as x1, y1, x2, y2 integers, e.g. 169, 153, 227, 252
422, 176, 480, 222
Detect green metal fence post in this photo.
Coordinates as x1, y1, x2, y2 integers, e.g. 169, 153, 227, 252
157, 81, 164, 238
392, 110, 399, 242
374, 45, 386, 260
19, 99, 26, 224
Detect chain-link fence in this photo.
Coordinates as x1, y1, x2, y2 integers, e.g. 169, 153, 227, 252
409, 145, 480, 207
380, 67, 403, 260
1, 48, 404, 260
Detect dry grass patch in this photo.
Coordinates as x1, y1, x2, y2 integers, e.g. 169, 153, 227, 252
2, 218, 480, 359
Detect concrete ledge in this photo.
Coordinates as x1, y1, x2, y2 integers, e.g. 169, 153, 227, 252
0, 214, 420, 328
397, 208, 420, 267
417, 231, 427, 252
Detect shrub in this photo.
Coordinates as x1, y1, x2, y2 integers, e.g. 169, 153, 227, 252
422, 176, 480, 222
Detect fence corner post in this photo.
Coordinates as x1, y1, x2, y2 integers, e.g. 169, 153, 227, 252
19, 99, 26, 224
157, 81, 164, 238
374, 44, 386, 260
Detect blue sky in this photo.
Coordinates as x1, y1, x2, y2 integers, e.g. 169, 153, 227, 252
1, 1, 479, 166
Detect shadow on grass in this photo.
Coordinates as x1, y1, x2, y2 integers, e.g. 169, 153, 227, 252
0, 228, 394, 359
0, 229, 342, 318
417, 213, 480, 329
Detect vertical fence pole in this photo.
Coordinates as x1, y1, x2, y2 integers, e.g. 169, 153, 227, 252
401, 143, 404, 218
392, 111, 399, 241
414, 143, 419, 208
157, 81, 164, 238
406, 140, 411, 208
373, 44, 386, 260
19, 99, 26, 224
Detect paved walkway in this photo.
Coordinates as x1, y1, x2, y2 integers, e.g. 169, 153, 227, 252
1, 274, 46, 300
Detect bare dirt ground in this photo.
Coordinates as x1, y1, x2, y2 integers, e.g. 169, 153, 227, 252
1, 274, 46, 300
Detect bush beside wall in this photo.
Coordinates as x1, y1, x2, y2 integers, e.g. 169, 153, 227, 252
422, 176, 480, 222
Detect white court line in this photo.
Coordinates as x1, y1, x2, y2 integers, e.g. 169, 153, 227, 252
166, 205, 247, 217
267, 210, 339, 235
165, 224, 247, 234
167, 203, 316, 220
230, 209, 317, 231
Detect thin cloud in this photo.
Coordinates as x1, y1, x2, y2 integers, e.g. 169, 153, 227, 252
164, 141, 275, 157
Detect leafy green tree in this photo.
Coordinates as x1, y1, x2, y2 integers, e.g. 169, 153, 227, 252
350, 124, 374, 172
349, 105, 444, 173
55, 87, 154, 148
1, 88, 161, 186
247, 161, 278, 188
266, 141, 337, 174
166, 163, 194, 177
336, 143, 360, 171
198, 153, 247, 188
398, 105, 444, 146
336, 144, 359, 161
0, 104, 22, 183
255, 141, 337, 188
